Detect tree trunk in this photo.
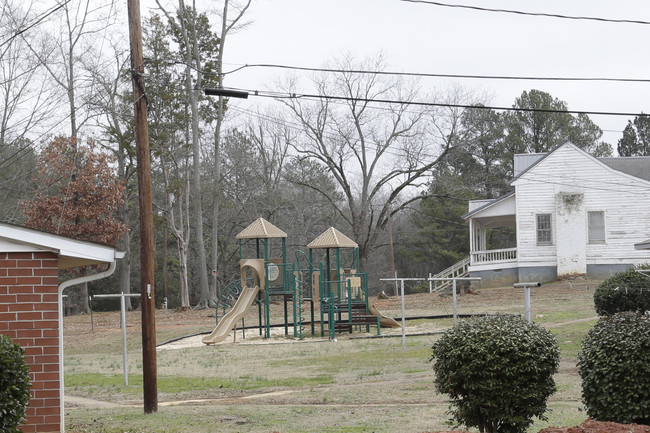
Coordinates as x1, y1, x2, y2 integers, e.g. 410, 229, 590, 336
80, 282, 90, 314
118, 229, 132, 310
179, 3, 209, 308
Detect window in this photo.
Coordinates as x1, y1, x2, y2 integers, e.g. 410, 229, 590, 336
536, 214, 552, 245
588, 211, 605, 244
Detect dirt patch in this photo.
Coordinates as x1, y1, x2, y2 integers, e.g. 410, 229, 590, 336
539, 419, 650, 433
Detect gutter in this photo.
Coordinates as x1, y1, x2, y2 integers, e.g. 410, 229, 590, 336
57, 261, 118, 433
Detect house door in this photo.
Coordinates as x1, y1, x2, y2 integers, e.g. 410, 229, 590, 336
555, 192, 587, 277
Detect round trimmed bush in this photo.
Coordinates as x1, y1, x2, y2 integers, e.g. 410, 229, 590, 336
430, 315, 560, 433
0, 334, 31, 433
577, 312, 650, 424
594, 266, 650, 315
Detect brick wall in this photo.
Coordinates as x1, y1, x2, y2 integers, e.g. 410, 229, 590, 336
0, 252, 61, 433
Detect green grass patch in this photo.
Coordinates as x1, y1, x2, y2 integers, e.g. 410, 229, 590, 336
66, 372, 334, 394
550, 319, 598, 358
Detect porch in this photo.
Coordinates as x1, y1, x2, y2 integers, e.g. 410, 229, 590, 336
463, 193, 518, 267
471, 247, 517, 264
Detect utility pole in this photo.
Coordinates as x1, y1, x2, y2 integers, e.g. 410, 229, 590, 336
127, 0, 157, 414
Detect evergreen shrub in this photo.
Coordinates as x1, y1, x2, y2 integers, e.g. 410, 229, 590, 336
430, 315, 560, 433
0, 334, 31, 433
577, 312, 650, 424
594, 266, 650, 315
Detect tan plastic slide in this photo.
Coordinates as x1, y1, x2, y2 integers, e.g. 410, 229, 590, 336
368, 303, 401, 328
202, 285, 260, 345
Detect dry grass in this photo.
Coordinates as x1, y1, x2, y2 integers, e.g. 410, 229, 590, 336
63, 278, 599, 433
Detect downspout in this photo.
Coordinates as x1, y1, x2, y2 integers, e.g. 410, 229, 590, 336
58, 261, 118, 432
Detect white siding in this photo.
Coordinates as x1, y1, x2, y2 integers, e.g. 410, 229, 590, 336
512, 143, 650, 270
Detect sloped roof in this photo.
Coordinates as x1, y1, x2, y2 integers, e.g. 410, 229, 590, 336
509, 141, 572, 185
462, 191, 515, 220
600, 156, 650, 182
512, 141, 650, 183
235, 217, 287, 239
0, 222, 124, 269
307, 227, 357, 249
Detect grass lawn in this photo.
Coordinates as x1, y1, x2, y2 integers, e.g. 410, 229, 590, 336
63, 279, 599, 433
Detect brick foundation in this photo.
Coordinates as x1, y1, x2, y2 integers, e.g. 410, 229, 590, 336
0, 252, 61, 433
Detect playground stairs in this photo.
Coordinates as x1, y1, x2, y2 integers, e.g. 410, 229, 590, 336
431, 256, 470, 293
329, 301, 381, 335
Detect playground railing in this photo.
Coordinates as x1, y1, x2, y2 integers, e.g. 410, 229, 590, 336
265, 261, 295, 295
215, 276, 256, 324
319, 273, 376, 337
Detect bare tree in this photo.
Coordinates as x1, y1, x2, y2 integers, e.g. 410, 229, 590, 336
21, 0, 119, 138
209, 0, 251, 306
155, 1, 224, 308
280, 55, 463, 269
16, 0, 120, 313
1, 2, 57, 147
245, 112, 293, 220
86, 43, 137, 309
160, 150, 192, 308
0, 2, 55, 223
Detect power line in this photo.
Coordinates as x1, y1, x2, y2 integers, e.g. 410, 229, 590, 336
227, 105, 420, 160
0, 0, 72, 49
224, 63, 650, 84
229, 87, 648, 118
400, 0, 650, 25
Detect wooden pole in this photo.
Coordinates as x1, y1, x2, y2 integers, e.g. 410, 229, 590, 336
127, 0, 157, 414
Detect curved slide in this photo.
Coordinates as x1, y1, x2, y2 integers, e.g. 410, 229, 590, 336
202, 285, 260, 345
369, 303, 401, 328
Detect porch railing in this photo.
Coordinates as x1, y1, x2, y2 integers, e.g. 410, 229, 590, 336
471, 247, 517, 264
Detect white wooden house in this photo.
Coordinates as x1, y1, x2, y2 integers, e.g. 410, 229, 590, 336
462, 141, 650, 287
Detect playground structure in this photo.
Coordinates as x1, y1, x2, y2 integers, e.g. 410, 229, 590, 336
202, 218, 399, 345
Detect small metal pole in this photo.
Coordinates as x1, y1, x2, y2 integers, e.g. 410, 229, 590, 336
524, 285, 531, 322
452, 280, 458, 326
92, 292, 141, 388
90, 296, 94, 331
120, 293, 128, 386
513, 282, 540, 323
400, 279, 406, 351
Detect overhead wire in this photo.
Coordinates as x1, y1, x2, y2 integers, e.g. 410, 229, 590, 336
399, 0, 650, 25
228, 102, 647, 209
0, 0, 73, 49
228, 104, 432, 160
223, 63, 650, 84
226, 87, 649, 118
2, 1, 645, 184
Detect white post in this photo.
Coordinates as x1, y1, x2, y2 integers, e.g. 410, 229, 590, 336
524, 285, 531, 322
428, 273, 433, 293
400, 279, 406, 351
120, 293, 129, 386
452, 280, 458, 326
513, 282, 540, 322
92, 292, 141, 387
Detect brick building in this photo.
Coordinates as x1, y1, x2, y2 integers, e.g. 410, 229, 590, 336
0, 223, 123, 433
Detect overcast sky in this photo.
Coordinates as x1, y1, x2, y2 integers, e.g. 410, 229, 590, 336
212, 0, 650, 148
